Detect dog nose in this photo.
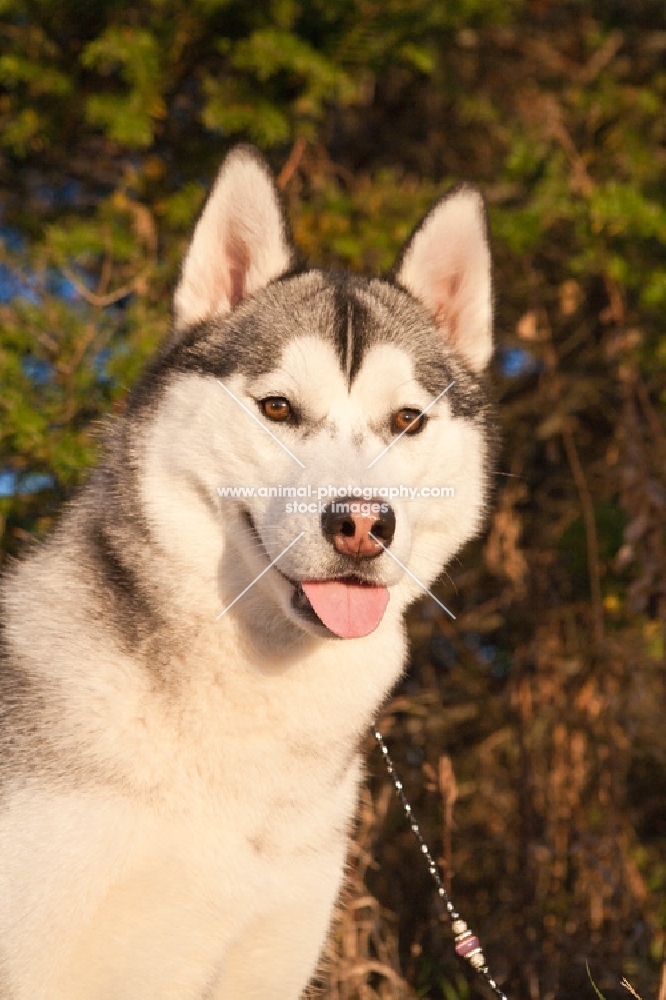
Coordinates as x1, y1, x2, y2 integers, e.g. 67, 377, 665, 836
321, 496, 396, 559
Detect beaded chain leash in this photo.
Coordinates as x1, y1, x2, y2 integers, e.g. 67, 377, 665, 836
374, 730, 508, 1000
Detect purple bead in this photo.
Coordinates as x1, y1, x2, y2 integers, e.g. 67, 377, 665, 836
455, 934, 480, 958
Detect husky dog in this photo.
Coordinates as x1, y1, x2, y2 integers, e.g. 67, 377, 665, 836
0, 146, 494, 999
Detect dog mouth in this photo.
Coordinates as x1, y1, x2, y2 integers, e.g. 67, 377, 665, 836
240, 510, 389, 639
291, 577, 390, 639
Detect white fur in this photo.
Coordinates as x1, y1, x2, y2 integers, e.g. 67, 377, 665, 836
395, 187, 492, 372
173, 147, 294, 331
0, 149, 492, 999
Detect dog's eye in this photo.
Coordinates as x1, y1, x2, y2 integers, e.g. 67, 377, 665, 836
391, 408, 426, 435
260, 397, 293, 422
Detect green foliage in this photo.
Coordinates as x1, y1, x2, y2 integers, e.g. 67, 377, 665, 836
0, 1, 665, 998
82, 28, 165, 147
586, 963, 608, 1000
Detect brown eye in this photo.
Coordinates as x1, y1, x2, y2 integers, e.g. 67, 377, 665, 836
391, 408, 426, 435
260, 397, 293, 422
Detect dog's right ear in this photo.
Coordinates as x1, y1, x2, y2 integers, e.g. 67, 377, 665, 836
393, 184, 492, 373
173, 146, 295, 332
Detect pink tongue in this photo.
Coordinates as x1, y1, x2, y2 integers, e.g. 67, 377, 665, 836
301, 580, 389, 639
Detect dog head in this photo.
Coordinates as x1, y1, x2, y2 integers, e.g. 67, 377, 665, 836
137, 146, 494, 640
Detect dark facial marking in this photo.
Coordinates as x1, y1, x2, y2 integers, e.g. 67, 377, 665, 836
127, 269, 491, 434
414, 351, 489, 421
126, 270, 322, 414
329, 280, 383, 388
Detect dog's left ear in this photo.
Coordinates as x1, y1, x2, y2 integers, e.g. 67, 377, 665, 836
173, 145, 295, 331
393, 185, 492, 372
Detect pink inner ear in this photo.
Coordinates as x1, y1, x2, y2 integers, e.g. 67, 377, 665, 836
434, 272, 463, 339
227, 234, 250, 309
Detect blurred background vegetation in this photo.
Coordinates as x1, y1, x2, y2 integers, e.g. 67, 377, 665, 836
1, 0, 665, 998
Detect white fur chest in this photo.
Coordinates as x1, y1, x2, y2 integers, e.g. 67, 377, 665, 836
0, 614, 402, 1000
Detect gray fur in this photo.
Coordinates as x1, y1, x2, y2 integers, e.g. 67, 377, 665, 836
0, 144, 496, 1000
131, 271, 491, 427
